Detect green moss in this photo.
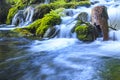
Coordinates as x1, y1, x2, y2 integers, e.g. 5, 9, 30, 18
12, 28, 33, 37
36, 11, 61, 37
26, 8, 62, 38
6, 3, 25, 24
26, 19, 41, 33
74, 21, 96, 41
50, 0, 90, 9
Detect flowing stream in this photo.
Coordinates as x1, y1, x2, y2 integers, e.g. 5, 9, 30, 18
1, 0, 120, 80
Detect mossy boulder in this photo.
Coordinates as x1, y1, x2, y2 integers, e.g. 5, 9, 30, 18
36, 11, 61, 37
0, 0, 11, 24
74, 21, 97, 41
6, 3, 25, 24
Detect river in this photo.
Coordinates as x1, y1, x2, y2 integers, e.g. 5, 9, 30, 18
1, 0, 120, 80
0, 36, 120, 80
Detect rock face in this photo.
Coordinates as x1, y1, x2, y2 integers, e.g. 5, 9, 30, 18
0, 0, 11, 24
91, 6, 109, 40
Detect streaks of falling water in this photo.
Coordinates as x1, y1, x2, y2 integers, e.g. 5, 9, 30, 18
12, 6, 34, 27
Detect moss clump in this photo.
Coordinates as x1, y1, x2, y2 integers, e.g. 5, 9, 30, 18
74, 21, 97, 41
50, 0, 90, 9
26, 8, 62, 38
6, 3, 25, 24
36, 10, 61, 37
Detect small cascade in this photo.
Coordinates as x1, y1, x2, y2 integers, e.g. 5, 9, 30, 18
44, 0, 50, 4
55, 8, 91, 38
12, 6, 34, 27
57, 21, 77, 38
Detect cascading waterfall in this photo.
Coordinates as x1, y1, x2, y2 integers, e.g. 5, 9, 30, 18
54, 0, 120, 40
56, 8, 91, 38
12, 6, 34, 27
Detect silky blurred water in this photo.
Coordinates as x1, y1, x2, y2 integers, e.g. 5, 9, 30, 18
0, 37, 120, 80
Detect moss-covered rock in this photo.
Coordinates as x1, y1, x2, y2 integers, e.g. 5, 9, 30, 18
32, 0, 90, 21
0, 0, 11, 24
26, 19, 41, 33
36, 10, 61, 37
26, 8, 62, 38
74, 21, 97, 41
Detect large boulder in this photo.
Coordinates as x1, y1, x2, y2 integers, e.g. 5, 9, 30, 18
91, 6, 109, 40
0, 0, 11, 24
73, 21, 97, 41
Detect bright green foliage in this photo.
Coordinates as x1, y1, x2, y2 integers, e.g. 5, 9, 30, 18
36, 11, 61, 37
6, 3, 25, 24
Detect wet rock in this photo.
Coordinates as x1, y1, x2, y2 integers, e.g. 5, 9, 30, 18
91, 6, 109, 40
33, 4, 53, 21
73, 21, 97, 41
76, 12, 88, 22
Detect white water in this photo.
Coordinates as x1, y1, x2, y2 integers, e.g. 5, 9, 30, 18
44, 0, 50, 4
12, 6, 34, 27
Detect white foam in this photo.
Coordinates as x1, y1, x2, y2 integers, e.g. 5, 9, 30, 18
29, 38, 78, 52
99, 41, 120, 53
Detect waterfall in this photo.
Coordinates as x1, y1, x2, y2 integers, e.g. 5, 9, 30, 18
55, 8, 91, 38
44, 0, 50, 4
12, 6, 34, 27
